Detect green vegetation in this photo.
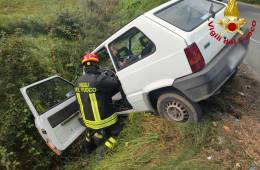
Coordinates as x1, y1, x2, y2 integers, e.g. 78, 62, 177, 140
0, 0, 257, 170
63, 112, 251, 170
87, 115, 219, 170
238, 0, 260, 5
0, 0, 168, 169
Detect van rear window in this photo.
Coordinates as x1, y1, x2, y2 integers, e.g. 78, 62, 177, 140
155, 0, 224, 31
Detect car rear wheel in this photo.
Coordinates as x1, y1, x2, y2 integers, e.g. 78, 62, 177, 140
157, 92, 201, 122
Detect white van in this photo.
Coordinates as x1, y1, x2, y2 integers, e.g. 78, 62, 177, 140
20, 0, 249, 155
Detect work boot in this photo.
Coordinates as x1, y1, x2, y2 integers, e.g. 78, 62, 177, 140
96, 145, 109, 161
82, 140, 96, 154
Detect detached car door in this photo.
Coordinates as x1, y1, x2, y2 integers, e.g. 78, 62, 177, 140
20, 75, 85, 155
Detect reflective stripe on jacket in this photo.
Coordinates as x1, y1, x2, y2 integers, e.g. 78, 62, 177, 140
75, 66, 120, 130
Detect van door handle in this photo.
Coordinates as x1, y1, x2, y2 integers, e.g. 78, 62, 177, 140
41, 129, 47, 134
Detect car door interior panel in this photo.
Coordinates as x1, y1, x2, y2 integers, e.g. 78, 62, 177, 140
47, 101, 79, 128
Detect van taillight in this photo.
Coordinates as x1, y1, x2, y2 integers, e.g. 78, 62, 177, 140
184, 43, 205, 73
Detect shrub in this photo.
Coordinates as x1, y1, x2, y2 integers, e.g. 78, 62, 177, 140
119, 0, 168, 21
0, 146, 19, 170
50, 12, 83, 40
48, 40, 82, 81
78, 0, 120, 49
0, 18, 48, 35
0, 32, 54, 169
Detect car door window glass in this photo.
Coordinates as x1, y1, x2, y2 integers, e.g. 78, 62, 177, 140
26, 78, 74, 115
109, 27, 156, 70
96, 47, 114, 70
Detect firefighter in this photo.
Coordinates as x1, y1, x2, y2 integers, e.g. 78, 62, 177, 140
75, 52, 121, 160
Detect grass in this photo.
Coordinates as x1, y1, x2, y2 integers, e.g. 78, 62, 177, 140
0, 0, 79, 21
63, 88, 257, 170
63, 113, 237, 170
0, 0, 83, 81
0, 0, 80, 36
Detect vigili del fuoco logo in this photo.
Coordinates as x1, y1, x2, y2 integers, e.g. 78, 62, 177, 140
208, 0, 256, 45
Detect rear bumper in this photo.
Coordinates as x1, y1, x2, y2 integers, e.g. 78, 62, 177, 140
173, 34, 249, 102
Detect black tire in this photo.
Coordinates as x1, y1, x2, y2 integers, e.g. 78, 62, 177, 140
157, 91, 202, 122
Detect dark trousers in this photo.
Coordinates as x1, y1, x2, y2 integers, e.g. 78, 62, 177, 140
85, 120, 123, 149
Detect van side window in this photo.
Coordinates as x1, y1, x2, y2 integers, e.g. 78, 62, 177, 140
96, 47, 114, 70
109, 27, 156, 70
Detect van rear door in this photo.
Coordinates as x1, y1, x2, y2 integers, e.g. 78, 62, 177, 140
152, 0, 237, 64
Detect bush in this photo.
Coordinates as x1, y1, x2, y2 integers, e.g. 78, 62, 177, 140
50, 12, 83, 40
0, 146, 19, 170
119, 0, 168, 21
0, 32, 54, 169
48, 40, 82, 81
0, 18, 48, 35
78, 0, 121, 49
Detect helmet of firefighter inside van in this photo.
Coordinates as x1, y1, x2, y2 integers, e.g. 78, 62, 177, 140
81, 53, 100, 65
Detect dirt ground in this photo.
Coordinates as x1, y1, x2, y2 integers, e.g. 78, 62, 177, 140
202, 64, 260, 169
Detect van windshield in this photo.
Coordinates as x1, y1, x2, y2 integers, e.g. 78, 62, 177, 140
155, 0, 224, 31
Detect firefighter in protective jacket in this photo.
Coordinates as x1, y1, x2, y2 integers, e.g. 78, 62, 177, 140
75, 52, 121, 155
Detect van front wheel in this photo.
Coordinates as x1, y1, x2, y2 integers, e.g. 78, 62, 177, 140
157, 92, 201, 122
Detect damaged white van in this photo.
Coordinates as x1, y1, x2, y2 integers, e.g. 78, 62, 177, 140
20, 0, 249, 155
